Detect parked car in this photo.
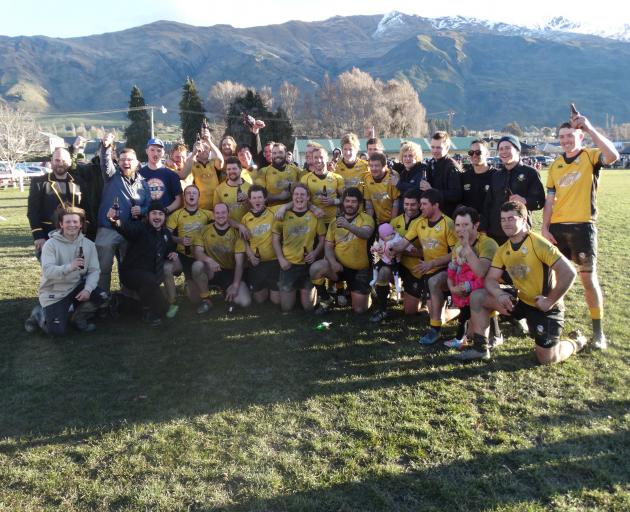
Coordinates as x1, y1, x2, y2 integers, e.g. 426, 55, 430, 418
534, 155, 555, 167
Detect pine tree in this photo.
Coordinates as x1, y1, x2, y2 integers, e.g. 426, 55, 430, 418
124, 85, 151, 159
225, 90, 294, 149
179, 77, 206, 149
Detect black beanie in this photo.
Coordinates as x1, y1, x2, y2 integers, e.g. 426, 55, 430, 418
148, 200, 165, 213
498, 135, 521, 153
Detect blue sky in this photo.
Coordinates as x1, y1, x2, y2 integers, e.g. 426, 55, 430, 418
3, 0, 627, 38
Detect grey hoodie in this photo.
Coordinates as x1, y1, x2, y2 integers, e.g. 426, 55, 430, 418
39, 230, 100, 307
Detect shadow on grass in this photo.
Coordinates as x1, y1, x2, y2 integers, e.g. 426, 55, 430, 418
1, 294, 551, 439
217, 429, 629, 512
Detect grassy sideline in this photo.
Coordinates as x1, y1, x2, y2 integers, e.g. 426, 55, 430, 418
0, 171, 629, 511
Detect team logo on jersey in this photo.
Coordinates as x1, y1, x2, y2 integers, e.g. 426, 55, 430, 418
184, 221, 204, 234
485, 185, 490, 191
422, 238, 440, 250
372, 191, 390, 202
536, 324, 545, 334
434, 225, 442, 232
558, 170, 581, 187
521, 246, 528, 255
251, 223, 270, 236
508, 264, 530, 279
463, 184, 471, 191
517, 174, 525, 182
288, 224, 311, 237
276, 178, 292, 190
337, 231, 356, 243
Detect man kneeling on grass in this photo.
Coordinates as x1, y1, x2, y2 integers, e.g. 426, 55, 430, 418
461, 201, 586, 363
25, 207, 107, 335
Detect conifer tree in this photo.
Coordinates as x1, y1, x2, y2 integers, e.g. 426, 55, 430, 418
179, 77, 206, 149
124, 85, 151, 159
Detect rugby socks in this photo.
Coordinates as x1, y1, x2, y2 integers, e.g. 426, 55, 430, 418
590, 307, 603, 338
429, 318, 442, 334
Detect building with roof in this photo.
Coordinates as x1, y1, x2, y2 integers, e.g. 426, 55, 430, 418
293, 136, 478, 165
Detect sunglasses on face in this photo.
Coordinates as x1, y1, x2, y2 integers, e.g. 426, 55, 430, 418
468, 150, 482, 156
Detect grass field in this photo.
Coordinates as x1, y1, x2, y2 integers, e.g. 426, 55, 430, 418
0, 172, 629, 511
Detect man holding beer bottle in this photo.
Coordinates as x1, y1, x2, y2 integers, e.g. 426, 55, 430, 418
95, 133, 151, 293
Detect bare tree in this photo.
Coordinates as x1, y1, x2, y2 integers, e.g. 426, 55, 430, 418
279, 81, 299, 122
208, 80, 248, 117
0, 104, 42, 189
318, 73, 338, 137
382, 79, 428, 137
259, 86, 274, 111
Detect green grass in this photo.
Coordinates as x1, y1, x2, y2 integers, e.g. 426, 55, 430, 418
1, 172, 629, 511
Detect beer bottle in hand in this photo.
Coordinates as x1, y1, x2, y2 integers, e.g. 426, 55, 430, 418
78, 245, 84, 270
184, 236, 192, 256
255, 246, 261, 259
112, 196, 120, 220
130, 198, 139, 220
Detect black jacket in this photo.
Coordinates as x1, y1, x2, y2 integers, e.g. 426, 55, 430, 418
460, 164, 498, 225
392, 161, 429, 208
27, 172, 87, 241
117, 220, 176, 280
483, 162, 545, 241
426, 156, 463, 217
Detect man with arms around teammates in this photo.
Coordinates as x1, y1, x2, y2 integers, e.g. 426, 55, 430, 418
241, 185, 281, 305
389, 189, 426, 316
213, 157, 251, 223
336, 133, 370, 191
364, 152, 400, 225
272, 183, 327, 312
462, 201, 585, 363
192, 202, 251, 313
256, 143, 303, 207
300, 146, 345, 226
392, 189, 458, 343
164, 184, 213, 313
542, 110, 618, 349
309, 188, 375, 315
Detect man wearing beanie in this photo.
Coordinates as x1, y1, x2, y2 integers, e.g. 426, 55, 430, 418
108, 200, 179, 325
483, 134, 545, 245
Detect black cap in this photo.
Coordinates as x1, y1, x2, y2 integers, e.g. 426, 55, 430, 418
148, 200, 165, 213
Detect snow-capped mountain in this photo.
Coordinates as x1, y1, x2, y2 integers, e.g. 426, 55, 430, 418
373, 11, 630, 43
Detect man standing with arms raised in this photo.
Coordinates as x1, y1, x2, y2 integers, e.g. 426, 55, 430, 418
542, 108, 618, 349
96, 133, 151, 294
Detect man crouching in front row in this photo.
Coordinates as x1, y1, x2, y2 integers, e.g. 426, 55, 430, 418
461, 201, 586, 364
25, 207, 107, 335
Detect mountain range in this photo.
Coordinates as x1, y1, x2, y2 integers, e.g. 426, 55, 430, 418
1, 12, 628, 129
